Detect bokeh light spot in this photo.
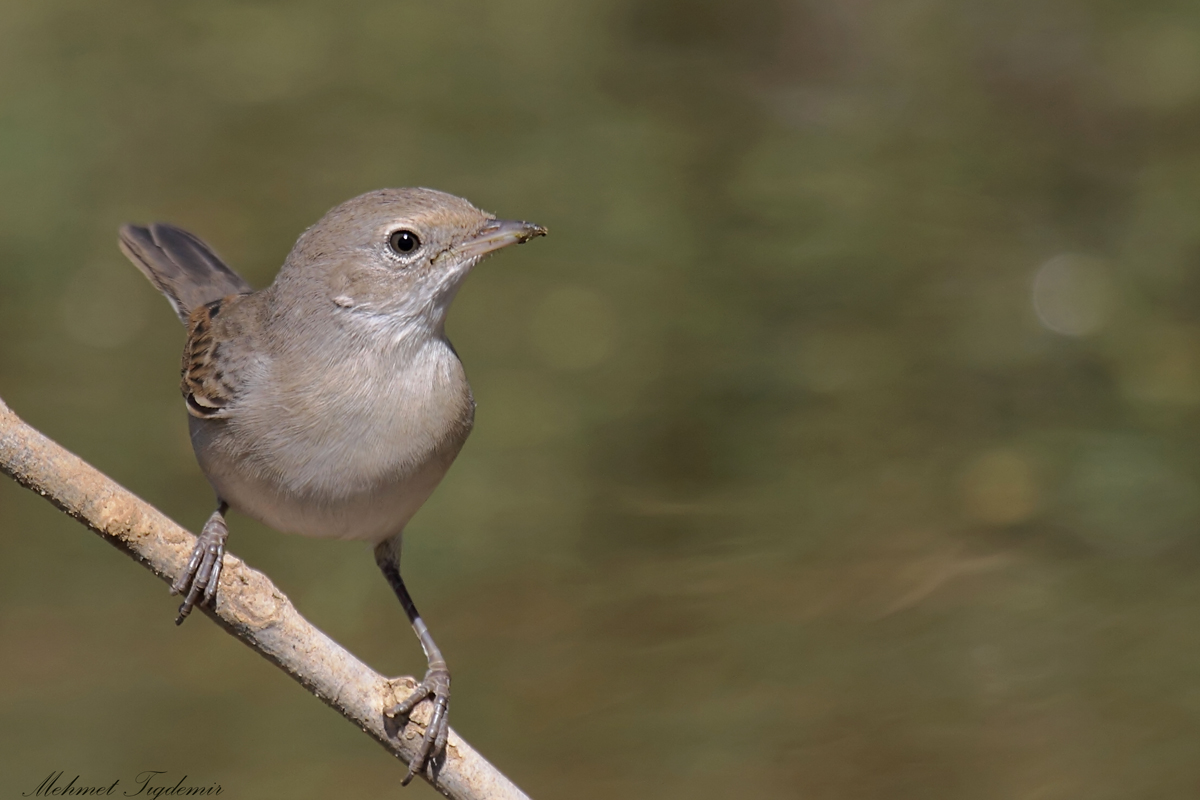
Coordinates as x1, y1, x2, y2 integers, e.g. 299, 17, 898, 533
1032, 253, 1115, 337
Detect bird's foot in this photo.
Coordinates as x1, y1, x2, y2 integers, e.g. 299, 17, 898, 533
386, 666, 451, 785
170, 508, 228, 624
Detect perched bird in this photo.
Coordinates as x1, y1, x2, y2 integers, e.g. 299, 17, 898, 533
118, 188, 546, 783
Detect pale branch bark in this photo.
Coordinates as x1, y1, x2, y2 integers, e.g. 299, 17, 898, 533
0, 396, 531, 800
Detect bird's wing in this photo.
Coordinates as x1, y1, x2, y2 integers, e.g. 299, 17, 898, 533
181, 297, 242, 419
119, 223, 252, 324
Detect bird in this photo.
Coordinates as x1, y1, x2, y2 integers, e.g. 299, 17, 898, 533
118, 187, 546, 784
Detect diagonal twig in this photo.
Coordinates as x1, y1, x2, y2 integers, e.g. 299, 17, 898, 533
0, 395, 530, 800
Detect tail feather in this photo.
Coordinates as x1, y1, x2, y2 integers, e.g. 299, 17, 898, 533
119, 223, 252, 324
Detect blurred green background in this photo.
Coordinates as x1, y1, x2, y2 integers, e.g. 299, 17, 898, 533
3, 0, 1200, 797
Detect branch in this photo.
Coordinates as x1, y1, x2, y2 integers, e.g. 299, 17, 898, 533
0, 396, 530, 800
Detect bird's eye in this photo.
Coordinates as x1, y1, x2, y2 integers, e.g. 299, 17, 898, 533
389, 230, 421, 255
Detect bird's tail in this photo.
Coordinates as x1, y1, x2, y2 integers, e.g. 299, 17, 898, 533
118, 223, 252, 325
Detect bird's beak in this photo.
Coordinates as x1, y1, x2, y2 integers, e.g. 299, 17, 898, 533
457, 219, 547, 260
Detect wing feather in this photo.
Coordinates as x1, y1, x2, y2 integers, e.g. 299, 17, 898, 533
181, 298, 239, 418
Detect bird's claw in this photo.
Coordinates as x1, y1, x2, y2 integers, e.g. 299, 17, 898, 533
171, 510, 228, 624
387, 667, 451, 785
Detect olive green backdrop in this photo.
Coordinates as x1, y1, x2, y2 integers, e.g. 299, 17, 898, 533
3, 1, 1200, 798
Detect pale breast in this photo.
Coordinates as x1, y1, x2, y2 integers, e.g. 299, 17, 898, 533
190, 337, 474, 542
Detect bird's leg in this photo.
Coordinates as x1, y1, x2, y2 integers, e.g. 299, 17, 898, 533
374, 538, 450, 786
171, 500, 229, 625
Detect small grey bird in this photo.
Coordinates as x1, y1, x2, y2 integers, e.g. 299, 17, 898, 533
118, 188, 546, 783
